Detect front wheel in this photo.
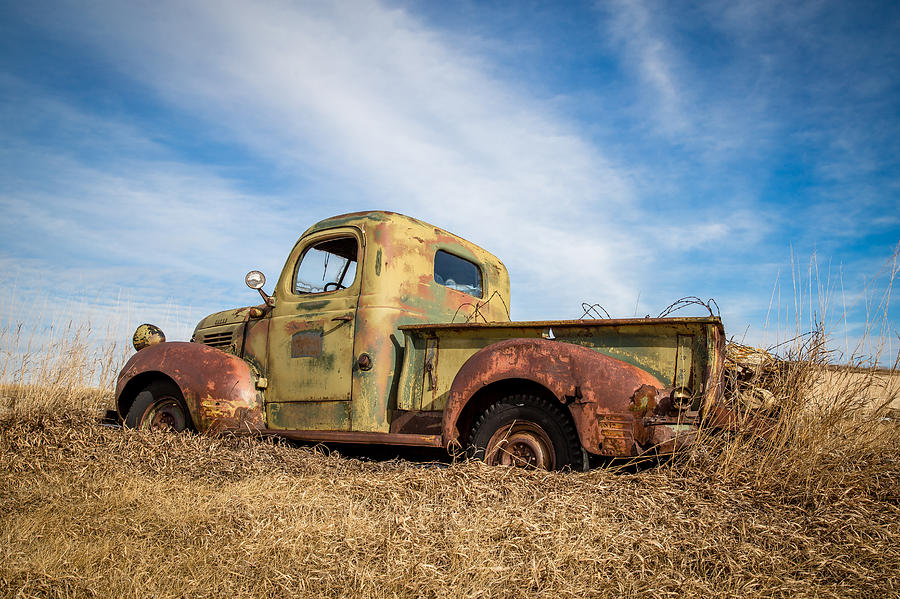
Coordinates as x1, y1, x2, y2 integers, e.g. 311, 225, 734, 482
468, 394, 583, 471
125, 380, 193, 432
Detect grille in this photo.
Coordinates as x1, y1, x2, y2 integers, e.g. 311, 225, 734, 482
202, 331, 233, 349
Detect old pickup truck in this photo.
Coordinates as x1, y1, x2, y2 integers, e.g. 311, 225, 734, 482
115, 211, 726, 470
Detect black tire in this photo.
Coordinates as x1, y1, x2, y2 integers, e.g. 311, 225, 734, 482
468, 394, 583, 471
124, 380, 193, 432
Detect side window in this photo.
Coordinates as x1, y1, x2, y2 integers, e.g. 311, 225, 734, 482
294, 236, 358, 294
434, 250, 483, 298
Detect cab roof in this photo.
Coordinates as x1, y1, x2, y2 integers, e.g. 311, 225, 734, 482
301, 210, 506, 269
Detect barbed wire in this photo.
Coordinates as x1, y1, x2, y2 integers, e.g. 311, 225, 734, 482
450, 290, 512, 324
657, 296, 720, 318
578, 303, 611, 320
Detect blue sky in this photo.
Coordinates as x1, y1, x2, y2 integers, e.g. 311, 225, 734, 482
1, 0, 898, 365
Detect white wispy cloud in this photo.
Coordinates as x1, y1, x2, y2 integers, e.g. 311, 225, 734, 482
601, 0, 689, 135
9, 0, 655, 320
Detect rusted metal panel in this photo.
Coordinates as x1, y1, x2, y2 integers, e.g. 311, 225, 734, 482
674, 334, 693, 391
240, 309, 270, 378
423, 337, 439, 401
628, 384, 658, 447
266, 400, 351, 431
261, 428, 443, 447
396, 334, 427, 411
389, 409, 443, 435
116, 342, 265, 434
291, 330, 323, 358
400, 316, 722, 331
267, 312, 354, 405
643, 424, 698, 454
702, 322, 726, 413
622, 384, 701, 453
595, 414, 635, 456
441, 338, 666, 457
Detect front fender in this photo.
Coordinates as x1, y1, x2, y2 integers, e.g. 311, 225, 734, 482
115, 342, 265, 433
441, 338, 665, 456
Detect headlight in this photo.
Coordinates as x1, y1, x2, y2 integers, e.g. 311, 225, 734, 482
133, 323, 166, 351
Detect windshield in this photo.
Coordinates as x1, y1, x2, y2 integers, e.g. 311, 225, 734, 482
294, 236, 358, 294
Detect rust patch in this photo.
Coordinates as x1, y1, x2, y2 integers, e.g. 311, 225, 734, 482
291, 330, 323, 358
596, 414, 635, 456
629, 384, 659, 445
390, 410, 443, 435
644, 425, 698, 453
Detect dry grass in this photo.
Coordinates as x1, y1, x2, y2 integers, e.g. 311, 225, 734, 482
2, 312, 899, 598
0, 320, 120, 417
1, 406, 897, 599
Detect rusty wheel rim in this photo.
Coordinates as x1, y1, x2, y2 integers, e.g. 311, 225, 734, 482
485, 421, 556, 469
142, 398, 187, 432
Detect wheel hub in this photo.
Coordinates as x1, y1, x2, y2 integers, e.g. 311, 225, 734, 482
485, 421, 556, 469
144, 399, 186, 432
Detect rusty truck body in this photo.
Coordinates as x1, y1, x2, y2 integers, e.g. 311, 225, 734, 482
115, 211, 726, 469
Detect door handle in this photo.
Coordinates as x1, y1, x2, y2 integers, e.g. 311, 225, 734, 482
332, 315, 353, 322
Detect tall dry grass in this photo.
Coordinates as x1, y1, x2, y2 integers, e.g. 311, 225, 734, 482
0, 319, 121, 416
1, 307, 899, 597
690, 329, 898, 518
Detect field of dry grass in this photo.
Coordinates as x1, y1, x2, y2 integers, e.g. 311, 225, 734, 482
2, 328, 899, 598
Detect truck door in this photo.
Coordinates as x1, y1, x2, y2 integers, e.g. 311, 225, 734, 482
265, 229, 361, 430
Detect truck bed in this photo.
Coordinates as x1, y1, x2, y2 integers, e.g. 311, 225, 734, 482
397, 317, 725, 414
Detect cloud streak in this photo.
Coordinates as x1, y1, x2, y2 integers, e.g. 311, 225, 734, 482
604, 0, 688, 135
9, 0, 656, 319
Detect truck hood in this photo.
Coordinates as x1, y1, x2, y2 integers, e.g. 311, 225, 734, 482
193, 306, 255, 333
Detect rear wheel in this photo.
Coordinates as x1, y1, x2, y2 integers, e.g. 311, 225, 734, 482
125, 380, 192, 432
468, 394, 582, 470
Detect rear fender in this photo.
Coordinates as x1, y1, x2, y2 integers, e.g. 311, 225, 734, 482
115, 342, 265, 434
441, 338, 665, 456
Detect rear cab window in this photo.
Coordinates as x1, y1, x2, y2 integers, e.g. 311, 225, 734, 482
434, 250, 483, 298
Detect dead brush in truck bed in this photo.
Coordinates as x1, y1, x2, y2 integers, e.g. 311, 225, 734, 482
2, 341, 899, 599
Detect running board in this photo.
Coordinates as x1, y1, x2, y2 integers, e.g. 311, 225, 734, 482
260, 429, 443, 448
